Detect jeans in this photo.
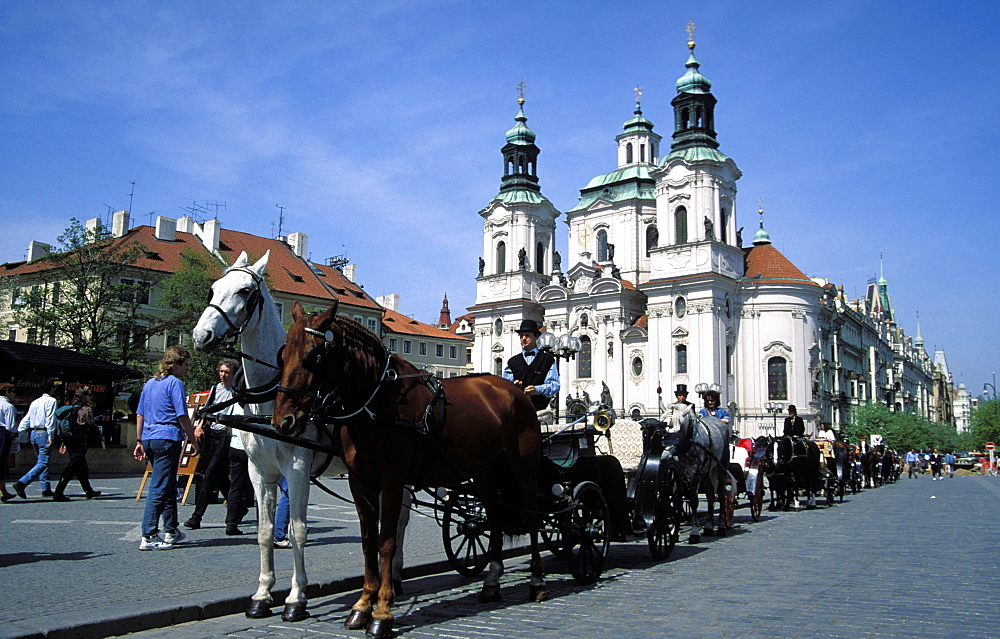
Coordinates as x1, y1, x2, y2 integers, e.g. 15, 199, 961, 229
274, 476, 290, 541
19, 430, 52, 491
141, 439, 182, 538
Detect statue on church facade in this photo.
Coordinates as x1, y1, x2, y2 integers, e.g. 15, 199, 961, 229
478, 256, 485, 277
704, 216, 714, 241
517, 247, 527, 270
553, 250, 561, 272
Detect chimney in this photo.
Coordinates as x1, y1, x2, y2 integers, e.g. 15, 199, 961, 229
201, 219, 220, 251
377, 294, 400, 312
27, 241, 51, 262
343, 263, 357, 283
85, 217, 102, 239
154, 216, 177, 242
287, 232, 308, 258
112, 210, 130, 238
176, 216, 194, 234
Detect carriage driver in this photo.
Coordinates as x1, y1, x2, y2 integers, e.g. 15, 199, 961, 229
502, 319, 560, 421
782, 404, 805, 438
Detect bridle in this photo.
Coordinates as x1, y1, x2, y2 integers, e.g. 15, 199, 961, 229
205, 267, 278, 370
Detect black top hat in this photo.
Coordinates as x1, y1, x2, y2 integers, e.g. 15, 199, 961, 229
787, 404, 797, 413
516, 319, 541, 335
674, 384, 688, 395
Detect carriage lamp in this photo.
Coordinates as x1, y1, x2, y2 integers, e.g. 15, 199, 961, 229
537, 331, 582, 361
694, 382, 722, 396
764, 401, 784, 432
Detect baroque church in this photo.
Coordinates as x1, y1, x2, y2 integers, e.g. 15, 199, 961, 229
468, 36, 842, 438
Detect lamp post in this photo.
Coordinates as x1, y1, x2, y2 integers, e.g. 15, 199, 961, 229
764, 401, 784, 435
537, 331, 581, 422
985, 380, 997, 401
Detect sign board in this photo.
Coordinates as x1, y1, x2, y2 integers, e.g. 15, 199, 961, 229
987, 442, 995, 451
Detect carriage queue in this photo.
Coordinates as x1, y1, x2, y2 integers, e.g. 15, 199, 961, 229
193, 254, 902, 639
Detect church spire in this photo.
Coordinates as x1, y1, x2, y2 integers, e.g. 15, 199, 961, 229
437, 293, 452, 328
499, 82, 541, 195
670, 21, 720, 153
752, 198, 772, 245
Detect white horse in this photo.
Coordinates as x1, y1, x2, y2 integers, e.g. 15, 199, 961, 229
191, 251, 411, 621
661, 401, 731, 542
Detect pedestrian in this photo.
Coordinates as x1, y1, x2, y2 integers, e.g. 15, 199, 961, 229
943, 451, 956, 478
183, 359, 238, 531
273, 476, 292, 549
929, 449, 943, 480
13, 379, 58, 499
134, 346, 198, 550
0, 383, 19, 502
782, 404, 805, 438
817, 422, 836, 442
52, 389, 103, 500
225, 424, 254, 536
905, 449, 919, 478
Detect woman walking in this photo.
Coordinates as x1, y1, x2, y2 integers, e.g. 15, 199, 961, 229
52, 389, 103, 501
133, 346, 198, 550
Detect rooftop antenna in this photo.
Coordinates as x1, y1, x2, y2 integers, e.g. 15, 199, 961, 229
128, 181, 136, 215
180, 200, 208, 223
146, 211, 156, 226
205, 200, 226, 220
276, 204, 285, 238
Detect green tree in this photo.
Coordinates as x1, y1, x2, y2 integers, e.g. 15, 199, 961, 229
2, 218, 163, 369
842, 402, 892, 444
157, 249, 224, 392
969, 399, 1000, 451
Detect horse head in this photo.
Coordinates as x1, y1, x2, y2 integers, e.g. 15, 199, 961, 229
273, 300, 341, 436
193, 250, 271, 352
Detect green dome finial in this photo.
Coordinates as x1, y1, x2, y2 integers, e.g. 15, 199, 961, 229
753, 198, 772, 245
676, 20, 712, 94
505, 82, 536, 144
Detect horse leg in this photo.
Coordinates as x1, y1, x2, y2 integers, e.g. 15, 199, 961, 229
245, 463, 278, 619
687, 490, 701, 543
366, 480, 404, 639
479, 526, 505, 603
280, 464, 311, 622
390, 486, 413, 595
344, 475, 379, 631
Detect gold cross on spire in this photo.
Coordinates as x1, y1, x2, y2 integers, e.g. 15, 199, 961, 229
517, 79, 526, 104
686, 20, 697, 48
633, 84, 643, 105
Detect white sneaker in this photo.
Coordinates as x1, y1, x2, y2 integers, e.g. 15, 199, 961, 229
140, 535, 171, 551
274, 538, 292, 549
163, 530, 186, 545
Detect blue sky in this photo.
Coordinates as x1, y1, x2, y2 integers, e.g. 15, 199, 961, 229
2, 1, 998, 395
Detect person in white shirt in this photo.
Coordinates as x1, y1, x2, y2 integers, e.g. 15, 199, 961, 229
817, 422, 837, 442
14, 380, 58, 499
0, 383, 19, 502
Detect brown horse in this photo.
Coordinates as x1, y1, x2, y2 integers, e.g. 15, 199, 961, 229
272, 301, 547, 638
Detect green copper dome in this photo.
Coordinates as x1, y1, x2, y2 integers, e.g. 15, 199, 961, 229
675, 47, 712, 94
505, 99, 536, 145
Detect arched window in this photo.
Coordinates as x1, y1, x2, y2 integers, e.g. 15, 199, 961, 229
496, 241, 506, 274
680, 107, 690, 130
676, 344, 687, 373
493, 357, 503, 376
535, 242, 545, 274
720, 208, 728, 244
640, 144, 646, 163
597, 230, 609, 262
675, 207, 688, 244
768, 357, 788, 400
578, 335, 592, 378
626, 143, 633, 164
646, 224, 658, 256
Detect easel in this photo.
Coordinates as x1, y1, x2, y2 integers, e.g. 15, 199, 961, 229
135, 440, 199, 504
135, 390, 211, 504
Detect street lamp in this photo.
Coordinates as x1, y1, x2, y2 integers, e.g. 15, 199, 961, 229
764, 401, 784, 434
985, 380, 997, 401
537, 331, 581, 421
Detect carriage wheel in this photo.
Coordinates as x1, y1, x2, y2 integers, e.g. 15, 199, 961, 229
539, 510, 564, 556
441, 491, 493, 577
660, 464, 690, 524
647, 507, 679, 559
561, 482, 609, 584
824, 478, 835, 507
721, 478, 735, 529
749, 468, 765, 522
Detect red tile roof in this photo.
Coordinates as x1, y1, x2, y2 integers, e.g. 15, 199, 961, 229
382, 307, 471, 342
743, 245, 819, 286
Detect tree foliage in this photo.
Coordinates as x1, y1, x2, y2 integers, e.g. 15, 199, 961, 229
157, 249, 223, 393
2, 218, 163, 369
844, 402, 971, 452
969, 399, 1000, 451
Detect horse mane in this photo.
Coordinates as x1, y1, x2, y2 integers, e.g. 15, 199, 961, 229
329, 315, 391, 408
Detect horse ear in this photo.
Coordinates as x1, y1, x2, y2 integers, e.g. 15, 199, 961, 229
292, 300, 306, 321
232, 251, 249, 268
316, 300, 339, 327
251, 250, 270, 275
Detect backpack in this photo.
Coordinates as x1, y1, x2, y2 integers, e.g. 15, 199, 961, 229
54, 405, 82, 442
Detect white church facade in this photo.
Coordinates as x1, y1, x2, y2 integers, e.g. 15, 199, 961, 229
468, 37, 936, 438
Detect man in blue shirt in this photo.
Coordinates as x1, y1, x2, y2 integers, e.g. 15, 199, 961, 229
502, 319, 560, 412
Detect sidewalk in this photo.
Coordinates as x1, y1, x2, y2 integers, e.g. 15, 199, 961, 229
0, 475, 461, 639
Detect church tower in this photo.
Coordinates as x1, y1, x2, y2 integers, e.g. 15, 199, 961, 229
471, 91, 561, 376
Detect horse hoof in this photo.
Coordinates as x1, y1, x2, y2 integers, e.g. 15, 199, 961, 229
367, 617, 394, 639
245, 599, 273, 619
345, 608, 373, 630
529, 585, 549, 602
479, 585, 502, 603
281, 602, 310, 622
393, 579, 405, 596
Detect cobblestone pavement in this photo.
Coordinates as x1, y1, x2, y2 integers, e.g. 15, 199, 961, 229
3, 474, 999, 638
121, 474, 999, 639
